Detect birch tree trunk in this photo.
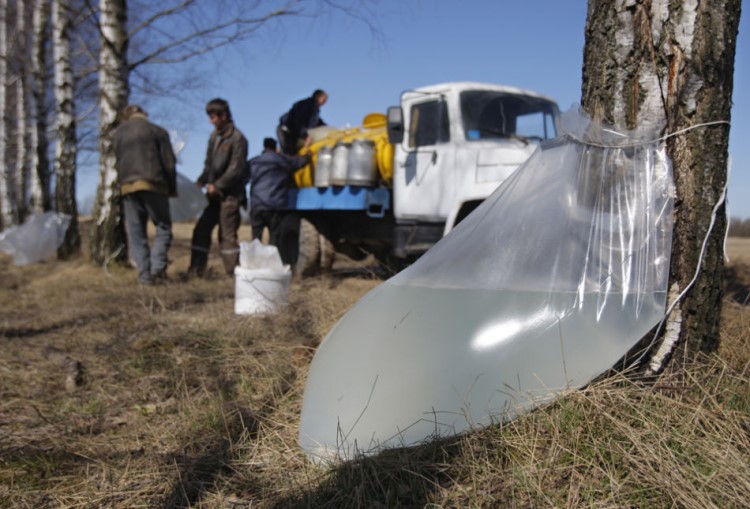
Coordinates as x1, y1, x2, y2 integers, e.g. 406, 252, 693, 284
30, 0, 51, 214
581, 0, 741, 372
15, 0, 30, 222
89, 0, 128, 265
0, 0, 15, 229
53, 0, 80, 257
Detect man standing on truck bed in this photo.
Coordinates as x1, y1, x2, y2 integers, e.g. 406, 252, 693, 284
277, 89, 328, 154
185, 98, 248, 278
248, 137, 311, 267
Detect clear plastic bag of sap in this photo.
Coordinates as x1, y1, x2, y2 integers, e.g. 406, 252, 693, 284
299, 107, 675, 462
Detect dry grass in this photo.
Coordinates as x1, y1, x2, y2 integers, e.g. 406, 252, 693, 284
1, 224, 749, 508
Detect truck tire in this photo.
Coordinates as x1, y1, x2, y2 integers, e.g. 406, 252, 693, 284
295, 219, 336, 276
319, 232, 335, 272
296, 219, 322, 277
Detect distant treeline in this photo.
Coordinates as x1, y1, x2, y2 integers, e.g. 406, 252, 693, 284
729, 217, 750, 237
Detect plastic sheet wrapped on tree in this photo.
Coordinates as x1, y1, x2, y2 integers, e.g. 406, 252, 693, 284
299, 107, 675, 462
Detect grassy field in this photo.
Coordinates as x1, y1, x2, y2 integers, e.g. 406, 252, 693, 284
1, 225, 749, 508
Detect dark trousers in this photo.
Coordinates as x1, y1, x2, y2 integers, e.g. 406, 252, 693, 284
122, 191, 173, 282
189, 195, 241, 275
250, 209, 300, 266
276, 124, 303, 155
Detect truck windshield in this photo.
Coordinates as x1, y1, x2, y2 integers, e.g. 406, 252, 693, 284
460, 91, 557, 142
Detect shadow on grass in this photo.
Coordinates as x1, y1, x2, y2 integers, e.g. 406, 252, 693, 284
0, 315, 103, 339
160, 362, 299, 508
161, 405, 259, 509
276, 436, 466, 509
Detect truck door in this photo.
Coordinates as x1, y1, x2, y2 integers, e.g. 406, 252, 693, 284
393, 97, 453, 221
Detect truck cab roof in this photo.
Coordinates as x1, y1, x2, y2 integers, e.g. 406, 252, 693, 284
402, 81, 558, 106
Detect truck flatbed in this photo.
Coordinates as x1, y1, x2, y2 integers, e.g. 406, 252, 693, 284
288, 185, 391, 218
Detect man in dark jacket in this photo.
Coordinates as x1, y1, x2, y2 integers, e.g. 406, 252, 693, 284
186, 98, 248, 277
277, 89, 328, 154
248, 137, 311, 266
113, 104, 177, 285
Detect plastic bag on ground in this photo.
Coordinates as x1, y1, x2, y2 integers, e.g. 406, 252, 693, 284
299, 107, 675, 462
235, 240, 291, 315
239, 239, 288, 272
0, 212, 72, 265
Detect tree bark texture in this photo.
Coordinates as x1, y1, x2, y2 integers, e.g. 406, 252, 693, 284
89, 0, 128, 265
0, 0, 16, 229
30, 0, 51, 214
14, 0, 30, 222
53, 0, 80, 257
582, 0, 741, 368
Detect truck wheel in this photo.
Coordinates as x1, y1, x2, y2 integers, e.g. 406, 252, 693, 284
296, 219, 337, 277
319, 232, 335, 272
296, 219, 322, 277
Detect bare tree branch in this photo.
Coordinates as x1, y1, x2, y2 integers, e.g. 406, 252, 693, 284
127, 5, 302, 69
321, 0, 383, 41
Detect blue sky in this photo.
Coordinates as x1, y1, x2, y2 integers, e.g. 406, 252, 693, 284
79, 0, 749, 217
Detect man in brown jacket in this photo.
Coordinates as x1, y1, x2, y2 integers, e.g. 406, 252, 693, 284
113, 104, 177, 285
186, 98, 249, 277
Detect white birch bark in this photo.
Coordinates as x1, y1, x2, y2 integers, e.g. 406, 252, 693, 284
0, 0, 16, 229
30, 0, 51, 213
582, 0, 740, 371
90, 0, 128, 265
53, 0, 79, 256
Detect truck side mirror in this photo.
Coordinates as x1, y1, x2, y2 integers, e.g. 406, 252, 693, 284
386, 106, 404, 145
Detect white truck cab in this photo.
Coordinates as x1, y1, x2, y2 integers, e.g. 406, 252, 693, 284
387, 82, 559, 257
291, 82, 560, 274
